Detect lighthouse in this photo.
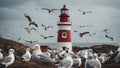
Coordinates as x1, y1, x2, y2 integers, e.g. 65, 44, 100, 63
57, 5, 72, 51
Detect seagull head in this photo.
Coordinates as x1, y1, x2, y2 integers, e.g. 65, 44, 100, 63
32, 44, 41, 51
0, 49, 2, 52
9, 49, 16, 54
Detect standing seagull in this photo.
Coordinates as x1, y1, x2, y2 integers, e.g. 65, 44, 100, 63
24, 14, 38, 27
41, 24, 53, 30
31, 44, 55, 65
0, 49, 15, 68
58, 50, 73, 68
0, 49, 3, 61
107, 47, 120, 63
78, 9, 92, 15
41, 8, 58, 13
21, 48, 32, 63
85, 53, 101, 68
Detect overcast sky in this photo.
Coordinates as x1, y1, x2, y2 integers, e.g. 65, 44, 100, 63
0, 0, 120, 43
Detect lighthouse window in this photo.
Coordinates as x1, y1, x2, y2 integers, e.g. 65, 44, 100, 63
62, 32, 67, 38
61, 10, 68, 14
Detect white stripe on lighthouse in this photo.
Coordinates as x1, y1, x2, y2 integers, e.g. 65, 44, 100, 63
57, 42, 72, 51
58, 26, 71, 30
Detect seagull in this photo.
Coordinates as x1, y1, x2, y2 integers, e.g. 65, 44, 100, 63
21, 48, 32, 63
74, 30, 78, 32
101, 29, 109, 33
79, 25, 93, 28
89, 33, 96, 36
79, 32, 90, 37
17, 37, 21, 41
40, 35, 54, 39
85, 53, 101, 68
105, 35, 113, 41
57, 50, 73, 68
77, 49, 93, 61
31, 44, 55, 65
41, 8, 58, 13
25, 40, 38, 43
24, 14, 38, 27
72, 53, 82, 68
24, 27, 37, 34
0, 49, 3, 61
41, 24, 53, 30
0, 49, 15, 68
78, 9, 92, 15
107, 47, 120, 63
98, 53, 106, 63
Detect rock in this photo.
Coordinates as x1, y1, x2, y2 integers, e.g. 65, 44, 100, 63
0, 37, 57, 68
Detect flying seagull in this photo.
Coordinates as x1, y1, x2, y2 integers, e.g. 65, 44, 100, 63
25, 40, 38, 43
79, 32, 90, 37
24, 27, 37, 34
41, 24, 53, 30
79, 25, 93, 28
17, 37, 21, 41
105, 35, 113, 41
78, 9, 92, 15
24, 14, 38, 27
101, 29, 109, 33
41, 8, 58, 13
40, 35, 54, 39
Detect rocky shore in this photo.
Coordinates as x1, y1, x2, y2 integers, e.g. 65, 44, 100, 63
0, 37, 120, 68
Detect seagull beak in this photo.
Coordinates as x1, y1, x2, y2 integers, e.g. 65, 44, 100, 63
14, 52, 17, 54
30, 48, 36, 52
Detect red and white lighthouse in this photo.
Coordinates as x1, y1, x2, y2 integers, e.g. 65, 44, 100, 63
57, 5, 72, 51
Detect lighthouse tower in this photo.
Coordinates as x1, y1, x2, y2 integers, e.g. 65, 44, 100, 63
57, 5, 72, 51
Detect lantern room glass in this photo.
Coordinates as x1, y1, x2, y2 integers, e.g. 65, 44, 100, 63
61, 10, 69, 14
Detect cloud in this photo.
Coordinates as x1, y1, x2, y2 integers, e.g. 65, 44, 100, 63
94, 0, 120, 9
0, 0, 29, 8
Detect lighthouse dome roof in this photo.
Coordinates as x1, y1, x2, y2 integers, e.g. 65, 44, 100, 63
61, 4, 68, 10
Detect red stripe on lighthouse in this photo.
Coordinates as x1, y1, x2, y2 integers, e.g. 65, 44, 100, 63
57, 30, 71, 42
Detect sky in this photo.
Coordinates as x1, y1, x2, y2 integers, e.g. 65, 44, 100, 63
0, 0, 120, 43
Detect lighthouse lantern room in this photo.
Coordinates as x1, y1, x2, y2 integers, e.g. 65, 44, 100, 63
57, 5, 72, 51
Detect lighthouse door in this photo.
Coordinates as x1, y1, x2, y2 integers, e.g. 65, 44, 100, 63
62, 32, 67, 38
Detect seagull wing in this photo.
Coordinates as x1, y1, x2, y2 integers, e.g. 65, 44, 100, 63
80, 32, 90, 37
47, 25, 53, 28
40, 35, 45, 37
78, 9, 85, 12
85, 11, 92, 13
1, 56, 12, 64
47, 36, 54, 38
109, 51, 119, 60
17, 37, 21, 41
29, 22, 38, 27
41, 8, 50, 11
51, 9, 58, 11
38, 54, 54, 65
24, 14, 32, 22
